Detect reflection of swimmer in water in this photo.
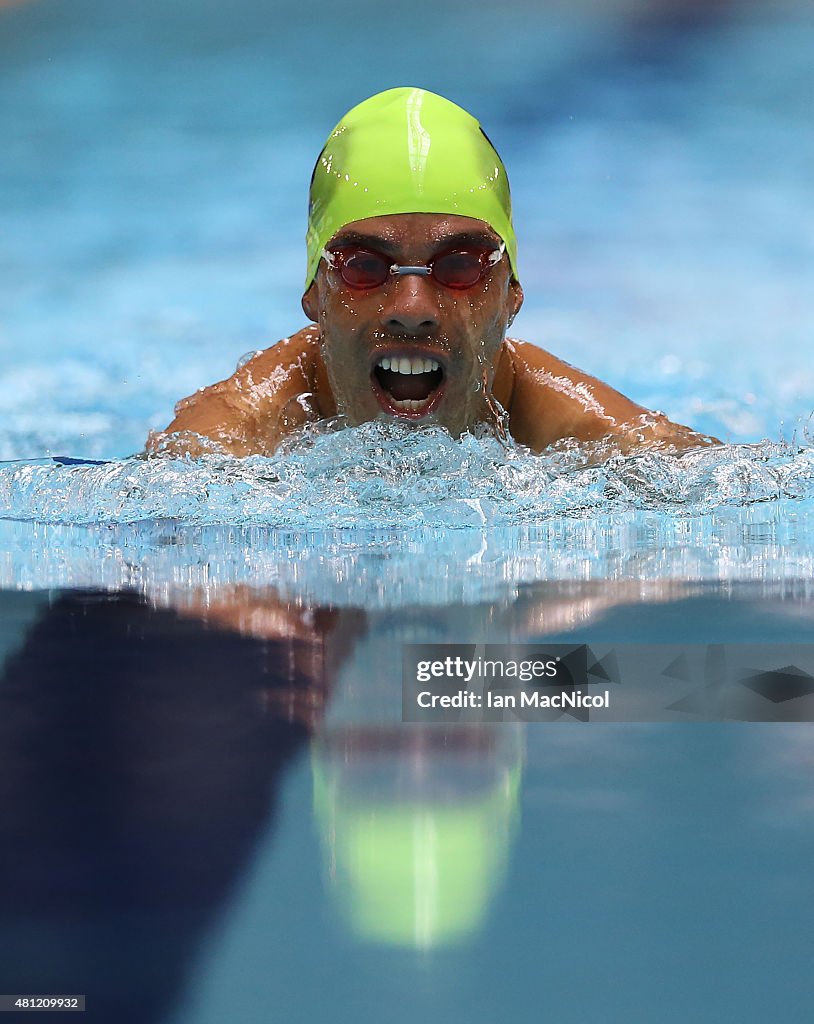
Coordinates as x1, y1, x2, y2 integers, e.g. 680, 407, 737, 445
147, 88, 719, 459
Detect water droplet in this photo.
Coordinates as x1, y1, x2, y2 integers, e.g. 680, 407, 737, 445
236, 350, 263, 371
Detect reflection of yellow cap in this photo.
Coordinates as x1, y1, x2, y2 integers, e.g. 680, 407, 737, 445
305, 87, 519, 289
312, 756, 521, 949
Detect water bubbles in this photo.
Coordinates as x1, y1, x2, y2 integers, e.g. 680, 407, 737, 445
1, 427, 814, 532
2, 434, 814, 599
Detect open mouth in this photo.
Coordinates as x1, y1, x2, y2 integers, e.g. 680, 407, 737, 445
371, 355, 446, 418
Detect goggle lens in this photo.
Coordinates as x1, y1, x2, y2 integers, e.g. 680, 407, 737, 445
340, 250, 390, 289
432, 250, 488, 289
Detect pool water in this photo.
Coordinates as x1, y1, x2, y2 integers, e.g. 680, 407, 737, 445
2, 586, 814, 1024
2, 1, 814, 1021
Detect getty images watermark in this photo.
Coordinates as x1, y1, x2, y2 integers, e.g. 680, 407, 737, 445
402, 643, 814, 723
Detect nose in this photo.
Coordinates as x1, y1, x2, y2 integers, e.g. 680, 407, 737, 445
380, 273, 441, 335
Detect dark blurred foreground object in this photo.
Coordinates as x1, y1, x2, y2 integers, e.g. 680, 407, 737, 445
0, 591, 316, 1023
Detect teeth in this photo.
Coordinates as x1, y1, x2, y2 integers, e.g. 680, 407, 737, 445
377, 356, 440, 375
391, 398, 429, 411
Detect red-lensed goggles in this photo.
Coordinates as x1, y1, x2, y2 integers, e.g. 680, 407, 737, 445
322, 241, 505, 291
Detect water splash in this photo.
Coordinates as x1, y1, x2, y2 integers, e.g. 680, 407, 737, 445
2, 423, 814, 600
1, 421, 813, 529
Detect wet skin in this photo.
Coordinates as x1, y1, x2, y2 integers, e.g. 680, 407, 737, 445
147, 213, 718, 457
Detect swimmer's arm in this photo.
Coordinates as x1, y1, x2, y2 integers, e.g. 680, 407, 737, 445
144, 326, 333, 457
503, 339, 720, 453
165, 586, 366, 729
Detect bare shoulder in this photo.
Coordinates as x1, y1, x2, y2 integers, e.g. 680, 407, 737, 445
500, 338, 719, 453
504, 338, 597, 384
234, 325, 323, 383
145, 325, 333, 457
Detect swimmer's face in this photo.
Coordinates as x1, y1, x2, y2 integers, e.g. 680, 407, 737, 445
301, 213, 523, 435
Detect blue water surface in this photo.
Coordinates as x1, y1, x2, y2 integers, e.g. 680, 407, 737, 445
1, 0, 812, 460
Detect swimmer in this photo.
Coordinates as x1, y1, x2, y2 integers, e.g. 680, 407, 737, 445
146, 88, 718, 458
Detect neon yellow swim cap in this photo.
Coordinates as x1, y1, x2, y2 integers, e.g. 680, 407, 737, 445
305, 87, 519, 290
